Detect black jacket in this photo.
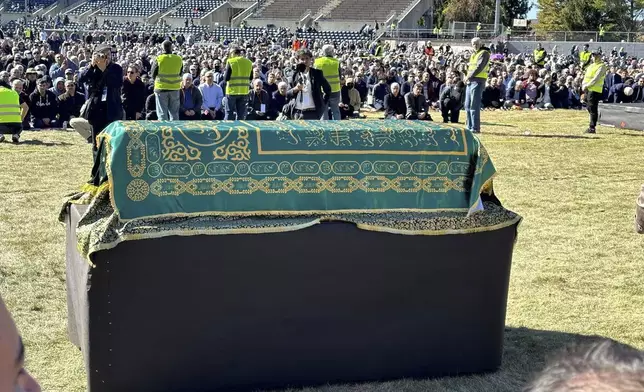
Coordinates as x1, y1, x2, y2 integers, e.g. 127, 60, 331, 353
79, 62, 123, 123
57, 92, 86, 122
28, 90, 58, 120
287, 67, 332, 118
384, 92, 405, 118
122, 77, 147, 115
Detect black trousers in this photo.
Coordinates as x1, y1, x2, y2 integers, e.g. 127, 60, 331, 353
586, 91, 602, 129
441, 103, 460, 123
0, 123, 22, 135
179, 112, 201, 121
293, 109, 319, 120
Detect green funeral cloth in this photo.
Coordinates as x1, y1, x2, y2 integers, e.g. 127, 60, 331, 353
59, 187, 520, 263
95, 120, 495, 221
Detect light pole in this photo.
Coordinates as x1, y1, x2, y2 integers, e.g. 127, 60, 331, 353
494, 0, 500, 35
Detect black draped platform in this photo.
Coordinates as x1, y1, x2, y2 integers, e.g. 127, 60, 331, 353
66, 204, 519, 392
599, 102, 644, 131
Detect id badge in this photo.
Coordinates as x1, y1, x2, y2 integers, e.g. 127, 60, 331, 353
101, 87, 107, 102
260, 103, 266, 113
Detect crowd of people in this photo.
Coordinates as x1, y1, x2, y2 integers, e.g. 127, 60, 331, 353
0, 20, 642, 143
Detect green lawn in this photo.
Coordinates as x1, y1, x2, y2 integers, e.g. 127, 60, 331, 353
0, 111, 643, 392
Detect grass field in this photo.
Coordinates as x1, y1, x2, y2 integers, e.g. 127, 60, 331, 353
0, 110, 643, 392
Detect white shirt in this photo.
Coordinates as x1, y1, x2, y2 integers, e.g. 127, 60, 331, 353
295, 71, 315, 110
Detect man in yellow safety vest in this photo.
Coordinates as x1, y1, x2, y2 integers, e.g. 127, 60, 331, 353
533, 43, 546, 67
464, 37, 490, 134
151, 40, 182, 121
0, 85, 22, 143
224, 46, 253, 120
582, 51, 606, 134
579, 43, 592, 69
476, 22, 481, 37
314, 44, 342, 120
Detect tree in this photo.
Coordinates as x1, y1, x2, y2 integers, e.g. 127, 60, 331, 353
441, 0, 529, 25
537, 0, 643, 32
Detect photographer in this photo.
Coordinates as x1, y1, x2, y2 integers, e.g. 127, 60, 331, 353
78, 44, 123, 151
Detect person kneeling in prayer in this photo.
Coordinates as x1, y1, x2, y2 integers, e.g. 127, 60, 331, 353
247, 78, 270, 120
439, 80, 465, 123
339, 78, 361, 119
405, 82, 432, 120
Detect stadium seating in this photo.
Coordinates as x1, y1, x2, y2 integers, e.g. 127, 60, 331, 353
325, 0, 414, 20
170, 0, 224, 18
5, 0, 56, 13
98, 0, 181, 17
254, 0, 328, 20
66, 0, 111, 15
296, 30, 362, 41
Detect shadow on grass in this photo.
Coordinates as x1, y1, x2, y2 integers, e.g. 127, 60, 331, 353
16, 139, 75, 147
273, 327, 604, 392
483, 131, 596, 140
481, 122, 516, 128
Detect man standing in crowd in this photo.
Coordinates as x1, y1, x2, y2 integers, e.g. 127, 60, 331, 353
0, 295, 41, 392
579, 44, 592, 69
179, 74, 203, 120
464, 37, 490, 133
533, 43, 546, 68
582, 51, 607, 134
314, 44, 342, 120
224, 47, 253, 120
287, 49, 331, 120
151, 40, 182, 121
77, 44, 123, 151
199, 70, 223, 119
122, 65, 146, 121
0, 83, 23, 143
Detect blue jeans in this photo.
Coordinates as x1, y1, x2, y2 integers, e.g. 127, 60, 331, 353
464, 81, 483, 132
155, 90, 180, 121
322, 91, 342, 120
225, 95, 248, 120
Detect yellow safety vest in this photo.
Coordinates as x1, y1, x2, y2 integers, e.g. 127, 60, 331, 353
533, 48, 546, 66
374, 45, 383, 57
476, 24, 481, 31
0, 87, 22, 125
225, 56, 253, 96
583, 62, 606, 93
314, 56, 340, 93
579, 51, 591, 65
468, 48, 489, 79
154, 54, 182, 90
433, 27, 438, 34
599, 27, 605, 36
25, 28, 31, 38
506, 27, 512, 35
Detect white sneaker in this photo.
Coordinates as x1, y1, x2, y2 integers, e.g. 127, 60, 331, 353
11, 134, 19, 143
0, 135, 5, 143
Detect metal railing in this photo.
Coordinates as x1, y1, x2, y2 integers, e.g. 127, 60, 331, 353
384, 28, 644, 43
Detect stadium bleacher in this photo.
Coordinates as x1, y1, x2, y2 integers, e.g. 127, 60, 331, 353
325, 0, 415, 20
170, 0, 224, 18
66, 0, 111, 15
98, 0, 181, 16
5, 0, 56, 13
254, 0, 328, 19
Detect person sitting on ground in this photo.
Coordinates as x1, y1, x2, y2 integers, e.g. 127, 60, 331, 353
401, 74, 415, 96
524, 73, 540, 108
28, 77, 58, 129
269, 81, 288, 119
145, 93, 157, 120
482, 77, 502, 109
523, 339, 644, 392
0, 294, 41, 392
179, 73, 202, 120
405, 82, 431, 120
48, 77, 66, 97
339, 78, 361, 119
383, 82, 406, 119
57, 79, 85, 126
246, 78, 270, 120
505, 82, 527, 109
439, 80, 465, 123
536, 76, 554, 110
371, 74, 389, 110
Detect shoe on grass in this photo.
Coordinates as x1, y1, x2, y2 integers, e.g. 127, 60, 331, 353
11, 134, 20, 143
585, 128, 596, 134
0, 135, 5, 143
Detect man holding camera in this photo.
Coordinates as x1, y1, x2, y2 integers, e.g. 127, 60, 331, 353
77, 44, 123, 152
